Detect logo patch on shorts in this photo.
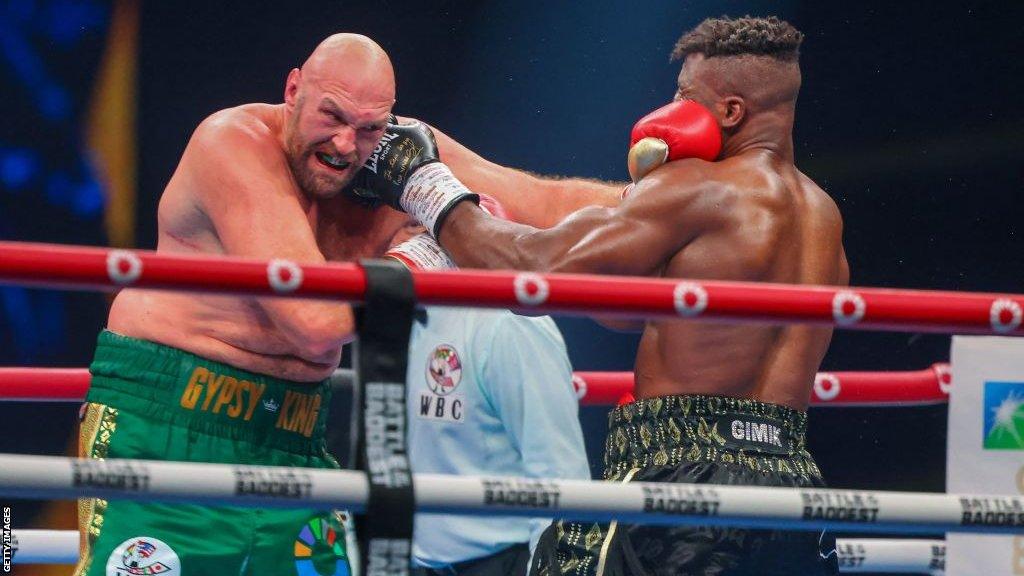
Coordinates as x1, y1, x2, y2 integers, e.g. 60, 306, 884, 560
293, 516, 350, 576
983, 381, 1024, 450
712, 412, 791, 455
106, 536, 180, 575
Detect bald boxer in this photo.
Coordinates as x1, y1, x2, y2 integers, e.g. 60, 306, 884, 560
76, 34, 408, 576
347, 16, 844, 576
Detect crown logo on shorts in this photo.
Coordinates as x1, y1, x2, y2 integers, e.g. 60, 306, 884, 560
263, 398, 280, 413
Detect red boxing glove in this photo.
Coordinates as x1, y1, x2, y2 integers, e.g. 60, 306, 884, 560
627, 100, 721, 182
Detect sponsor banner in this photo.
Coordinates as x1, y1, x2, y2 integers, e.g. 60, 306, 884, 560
481, 478, 562, 510
930, 542, 947, 573
947, 336, 1024, 575
800, 491, 880, 524
364, 382, 412, 489
642, 484, 721, 516
354, 259, 415, 576
835, 540, 867, 570
836, 539, 945, 573
366, 539, 408, 576
71, 460, 150, 493
233, 467, 313, 500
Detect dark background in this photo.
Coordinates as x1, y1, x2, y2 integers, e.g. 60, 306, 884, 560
2, 0, 1022, 558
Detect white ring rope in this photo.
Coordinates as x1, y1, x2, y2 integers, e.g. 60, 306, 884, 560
9, 529, 79, 564
0, 453, 1021, 536
7, 529, 945, 574
836, 538, 945, 574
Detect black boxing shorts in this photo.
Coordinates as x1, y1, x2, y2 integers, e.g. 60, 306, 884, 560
530, 394, 838, 576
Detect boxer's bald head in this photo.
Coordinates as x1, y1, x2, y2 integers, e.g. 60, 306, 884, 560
300, 34, 395, 100
671, 16, 803, 155
283, 34, 396, 199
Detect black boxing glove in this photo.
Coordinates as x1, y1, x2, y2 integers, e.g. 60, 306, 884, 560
346, 116, 438, 207
345, 117, 478, 236
343, 115, 416, 207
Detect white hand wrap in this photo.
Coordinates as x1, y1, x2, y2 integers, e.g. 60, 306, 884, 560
400, 162, 477, 236
386, 233, 456, 270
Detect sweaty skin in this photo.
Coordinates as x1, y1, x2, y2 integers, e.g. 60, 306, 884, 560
108, 34, 409, 382
436, 53, 848, 410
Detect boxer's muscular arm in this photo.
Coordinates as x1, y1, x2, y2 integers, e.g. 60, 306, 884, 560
438, 160, 720, 276
838, 247, 850, 286
191, 113, 355, 358
425, 122, 623, 228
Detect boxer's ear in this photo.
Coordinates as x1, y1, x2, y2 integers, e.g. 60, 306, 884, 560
284, 68, 301, 108
720, 96, 746, 130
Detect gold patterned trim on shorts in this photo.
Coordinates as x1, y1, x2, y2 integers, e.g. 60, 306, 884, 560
595, 467, 641, 576
73, 403, 118, 576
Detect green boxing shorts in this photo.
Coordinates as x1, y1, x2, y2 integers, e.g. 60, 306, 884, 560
74, 331, 351, 576
531, 394, 837, 576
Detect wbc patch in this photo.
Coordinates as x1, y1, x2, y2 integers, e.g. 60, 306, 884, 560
419, 344, 466, 424
426, 344, 462, 395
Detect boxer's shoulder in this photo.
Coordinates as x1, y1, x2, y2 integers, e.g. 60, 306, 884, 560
182, 106, 290, 186
631, 158, 714, 196
795, 170, 841, 220
192, 104, 281, 153
629, 158, 737, 217
179, 105, 295, 212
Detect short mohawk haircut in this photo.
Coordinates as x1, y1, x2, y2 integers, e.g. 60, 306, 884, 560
671, 15, 804, 62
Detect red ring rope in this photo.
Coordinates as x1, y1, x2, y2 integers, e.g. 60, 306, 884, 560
1, 241, 1021, 335
0, 241, 970, 408
572, 363, 951, 406
0, 369, 92, 402
0, 364, 951, 407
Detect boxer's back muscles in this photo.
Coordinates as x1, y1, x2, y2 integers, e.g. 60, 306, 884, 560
636, 152, 847, 408
108, 104, 367, 382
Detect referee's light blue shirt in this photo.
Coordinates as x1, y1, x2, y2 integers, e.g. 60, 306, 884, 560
406, 306, 590, 568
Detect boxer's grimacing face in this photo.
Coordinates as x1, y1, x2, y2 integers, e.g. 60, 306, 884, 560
282, 35, 395, 200
284, 74, 391, 199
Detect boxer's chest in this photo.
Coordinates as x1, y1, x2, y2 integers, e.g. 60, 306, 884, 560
314, 203, 410, 261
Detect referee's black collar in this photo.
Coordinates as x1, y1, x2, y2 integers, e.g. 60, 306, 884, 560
414, 307, 428, 325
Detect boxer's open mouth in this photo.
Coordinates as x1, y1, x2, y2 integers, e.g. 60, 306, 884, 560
315, 152, 351, 171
